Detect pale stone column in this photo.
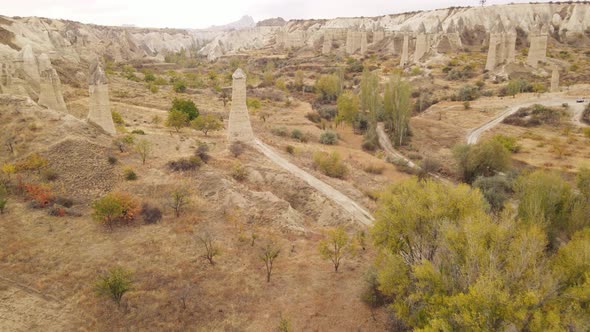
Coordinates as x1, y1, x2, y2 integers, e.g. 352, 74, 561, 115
360, 31, 368, 55
400, 34, 409, 67
87, 59, 116, 135
550, 68, 560, 93
37, 53, 68, 112
228, 68, 254, 142
527, 34, 548, 68
322, 30, 332, 55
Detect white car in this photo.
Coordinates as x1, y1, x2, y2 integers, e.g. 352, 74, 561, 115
576, 98, 585, 103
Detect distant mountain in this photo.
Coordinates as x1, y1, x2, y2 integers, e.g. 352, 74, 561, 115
208, 15, 255, 31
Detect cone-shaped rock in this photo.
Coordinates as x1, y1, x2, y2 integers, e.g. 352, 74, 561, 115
87, 59, 116, 135
37, 53, 68, 112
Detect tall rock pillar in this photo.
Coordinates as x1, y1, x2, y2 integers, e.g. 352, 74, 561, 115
228, 68, 254, 142
400, 34, 409, 67
87, 60, 116, 135
37, 53, 68, 112
550, 68, 560, 93
360, 31, 368, 55
527, 33, 548, 68
322, 30, 332, 55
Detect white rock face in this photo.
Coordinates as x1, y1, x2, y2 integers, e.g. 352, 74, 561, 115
87, 60, 116, 135
15, 44, 40, 87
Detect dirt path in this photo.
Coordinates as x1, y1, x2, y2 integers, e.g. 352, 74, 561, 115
253, 139, 374, 225
466, 96, 582, 144
376, 123, 451, 184
571, 101, 588, 127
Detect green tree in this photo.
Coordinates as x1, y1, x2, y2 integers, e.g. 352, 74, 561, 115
515, 170, 574, 248
383, 75, 411, 146
166, 109, 190, 132
95, 267, 133, 306
360, 70, 381, 120
315, 74, 341, 102
294, 70, 304, 93
319, 226, 353, 272
336, 91, 359, 126
168, 188, 190, 218
191, 114, 223, 136
170, 98, 199, 120
453, 139, 512, 183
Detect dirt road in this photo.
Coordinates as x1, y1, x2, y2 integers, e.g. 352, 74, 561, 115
253, 139, 374, 226
466, 96, 584, 144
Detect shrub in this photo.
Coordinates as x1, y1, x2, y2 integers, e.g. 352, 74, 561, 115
285, 145, 295, 154
24, 183, 54, 208
140, 203, 162, 224
457, 84, 480, 101
91, 192, 140, 228
167, 156, 203, 172
271, 127, 289, 137
231, 163, 248, 181
111, 111, 124, 125
95, 267, 133, 306
473, 174, 513, 212
131, 129, 145, 135
315, 74, 341, 102
319, 131, 338, 145
463, 101, 471, 110
0, 185, 7, 214
148, 83, 159, 93
48, 204, 65, 217
195, 143, 210, 163
291, 129, 304, 141
17, 153, 48, 174
453, 140, 512, 183
124, 167, 137, 181
230, 141, 245, 157
41, 169, 58, 182
246, 97, 261, 109
55, 196, 74, 208
583, 127, 590, 139
305, 112, 322, 123
492, 134, 521, 153
364, 164, 385, 175
313, 151, 347, 178
173, 80, 187, 93
108, 156, 118, 165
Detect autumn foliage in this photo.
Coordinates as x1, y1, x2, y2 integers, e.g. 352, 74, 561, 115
24, 183, 54, 207
92, 192, 140, 229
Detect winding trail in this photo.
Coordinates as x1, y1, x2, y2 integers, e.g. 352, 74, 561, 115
253, 139, 374, 225
376, 123, 451, 184
466, 96, 586, 144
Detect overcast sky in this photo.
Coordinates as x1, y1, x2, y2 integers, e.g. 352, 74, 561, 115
3, 0, 553, 29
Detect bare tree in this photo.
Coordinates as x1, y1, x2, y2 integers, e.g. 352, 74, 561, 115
479, 0, 487, 6
168, 188, 190, 218
260, 241, 280, 282
135, 139, 153, 165
198, 233, 220, 265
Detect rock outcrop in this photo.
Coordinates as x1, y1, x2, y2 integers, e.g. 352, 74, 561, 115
14, 44, 40, 88
485, 17, 517, 71
37, 53, 68, 112
87, 59, 116, 135
413, 23, 428, 63
322, 30, 332, 55
527, 30, 548, 68
400, 34, 409, 67
228, 68, 254, 142
551, 68, 560, 92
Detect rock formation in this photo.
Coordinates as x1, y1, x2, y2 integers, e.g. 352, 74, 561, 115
228, 68, 254, 142
527, 30, 548, 68
322, 30, 332, 55
15, 44, 40, 88
485, 17, 516, 71
414, 23, 428, 63
551, 67, 560, 92
373, 30, 385, 44
437, 20, 463, 53
87, 59, 116, 135
400, 34, 409, 67
346, 30, 363, 55
360, 31, 368, 55
37, 54, 68, 112
0, 63, 12, 93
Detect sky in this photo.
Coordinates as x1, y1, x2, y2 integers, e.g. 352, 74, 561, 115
3, 0, 554, 29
